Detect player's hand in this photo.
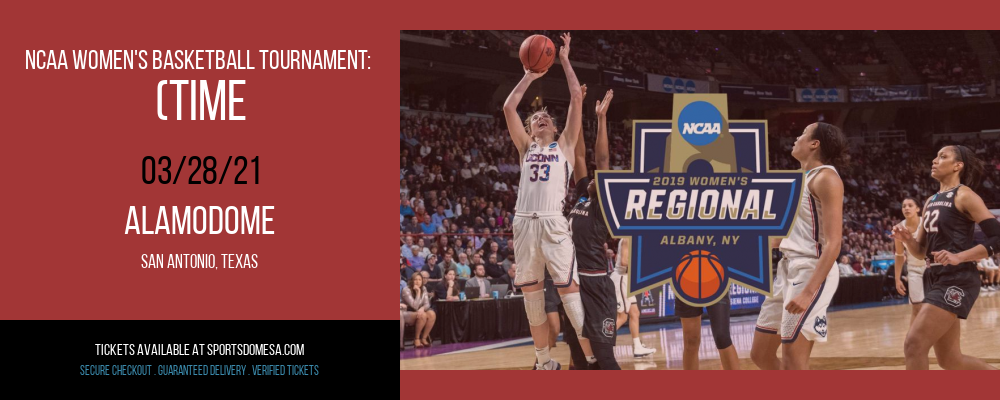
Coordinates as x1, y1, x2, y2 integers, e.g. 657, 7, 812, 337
400, 303, 407, 310
417, 308, 426, 316
596, 89, 613, 117
785, 290, 813, 314
892, 225, 912, 242
581, 84, 587, 100
559, 32, 571, 60
932, 250, 962, 266
894, 277, 907, 296
524, 66, 548, 81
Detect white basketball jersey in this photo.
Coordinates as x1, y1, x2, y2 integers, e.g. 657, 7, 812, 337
515, 141, 571, 216
780, 165, 838, 259
895, 220, 926, 267
614, 240, 626, 274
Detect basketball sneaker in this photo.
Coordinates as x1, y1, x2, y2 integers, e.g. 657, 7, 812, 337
535, 359, 561, 370
633, 343, 657, 357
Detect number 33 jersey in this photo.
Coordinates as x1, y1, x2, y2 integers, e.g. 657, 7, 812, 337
515, 141, 572, 216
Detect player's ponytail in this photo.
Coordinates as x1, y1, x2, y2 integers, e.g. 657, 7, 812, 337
952, 145, 983, 190
813, 122, 850, 172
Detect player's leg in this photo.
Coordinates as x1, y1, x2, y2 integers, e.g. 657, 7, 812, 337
779, 259, 838, 370
752, 259, 786, 370
904, 303, 958, 369
679, 315, 702, 370
932, 312, 997, 370
513, 217, 558, 369
559, 303, 588, 369
413, 311, 427, 348
780, 333, 815, 370
908, 269, 924, 325
544, 217, 594, 360
545, 278, 561, 348
707, 295, 740, 370
581, 275, 621, 370
629, 303, 655, 356
423, 309, 436, 346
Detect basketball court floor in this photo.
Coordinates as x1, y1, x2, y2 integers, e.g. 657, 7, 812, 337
400, 290, 1000, 370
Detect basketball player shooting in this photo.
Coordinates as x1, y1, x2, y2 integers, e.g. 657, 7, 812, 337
751, 123, 847, 370
503, 32, 585, 371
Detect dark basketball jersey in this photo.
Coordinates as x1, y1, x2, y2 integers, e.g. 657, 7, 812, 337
923, 185, 976, 263
569, 194, 609, 274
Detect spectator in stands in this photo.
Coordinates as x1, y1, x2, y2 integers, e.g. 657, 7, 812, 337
402, 274, 436, 348
501, 253, 515, 274
436, 268, 463, 301
454, 253, 471, 279
432, 205, 447, 226
424, 254, 442, 282
420, 216, 437, 235
464, 263, 492, 298
494, 264, 521, 295
485, 253, 504, 279
400, 301, 407, 351
400, 236, 414, 259
838, 255, 856, 276
416, 238, 431, 259
400, 257, 417, 281
407, 245, 425, 271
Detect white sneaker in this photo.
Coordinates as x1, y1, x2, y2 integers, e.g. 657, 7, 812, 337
534, 359, 561, 370
633, 343, 657, 358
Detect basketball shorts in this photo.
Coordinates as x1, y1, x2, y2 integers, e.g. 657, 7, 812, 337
579, 274, 618, 345
907, 264, 926, 304
513, 215, 576, 288
674, 292, 730, 319
755, 257, 839, 343
923, 263, 980, 320
610, 269, 637, 314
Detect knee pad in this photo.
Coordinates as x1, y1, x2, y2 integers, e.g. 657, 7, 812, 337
524, 290, 547, 326
708, 305, 733, 349
560, 292, 585, 337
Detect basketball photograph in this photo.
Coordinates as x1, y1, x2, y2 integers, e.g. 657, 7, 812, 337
399, 29, 1000, 371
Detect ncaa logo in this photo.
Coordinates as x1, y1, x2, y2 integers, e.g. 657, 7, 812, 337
801, 89, 813, 102
662, 77, 674, 93
677, 101, 722, 146
827, 89, 839, 102
814, 89, 827, 102
674, 78, 685, 93
685, 80, 696, 93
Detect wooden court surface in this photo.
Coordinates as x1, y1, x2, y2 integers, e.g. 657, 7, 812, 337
400, 291, 1000, 370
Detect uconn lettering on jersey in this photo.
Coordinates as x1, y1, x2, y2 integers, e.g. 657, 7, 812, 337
525, 153, 560, 163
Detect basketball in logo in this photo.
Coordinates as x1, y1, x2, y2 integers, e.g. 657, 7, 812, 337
674, 250, 726, 300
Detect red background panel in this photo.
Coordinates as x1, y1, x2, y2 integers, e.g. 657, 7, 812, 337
2, 1, 396, 319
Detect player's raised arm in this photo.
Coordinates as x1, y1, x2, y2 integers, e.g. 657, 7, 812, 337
503, 67, 547, 159
619, 238, 630, 272
573, 85, 589, 183
557, 32, 583, 161
594, 89, 613, 171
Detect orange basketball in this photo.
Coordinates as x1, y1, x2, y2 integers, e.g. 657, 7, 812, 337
674, 250, 726, 300
519, 34, 556, 73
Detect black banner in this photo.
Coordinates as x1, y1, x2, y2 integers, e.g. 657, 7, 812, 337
850, 85, 928, 102
718, 84, 792, 101
601, 68, 646, 90
6, 320, 335, 387
931, 83, 989, 99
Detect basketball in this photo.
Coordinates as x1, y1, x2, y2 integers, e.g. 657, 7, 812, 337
675, 250, 726, 300
519, 34, 555, 73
